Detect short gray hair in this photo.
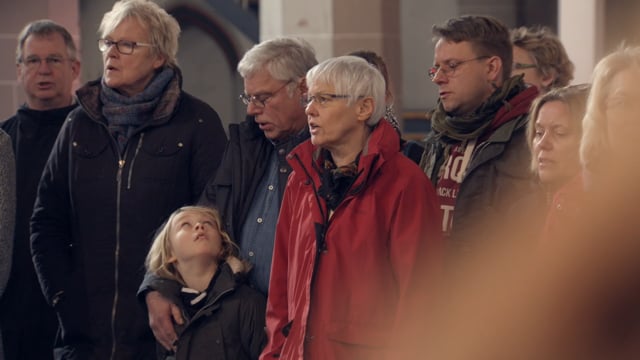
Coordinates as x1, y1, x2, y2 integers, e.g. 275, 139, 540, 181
99, 0, 181, 67
16, 19, 77, 64
237, 37, 317, 95
306, 56, 386, 126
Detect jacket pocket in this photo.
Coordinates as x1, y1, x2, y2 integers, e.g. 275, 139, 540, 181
71, 137, 111, 182
136, 137, 185, 184
326, 321, 388, 347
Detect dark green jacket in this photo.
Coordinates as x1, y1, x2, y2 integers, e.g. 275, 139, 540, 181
421, 86, 538, 251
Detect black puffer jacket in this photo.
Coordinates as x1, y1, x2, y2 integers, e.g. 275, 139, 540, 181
146, 263, 266, 360
30, 71, 227, 360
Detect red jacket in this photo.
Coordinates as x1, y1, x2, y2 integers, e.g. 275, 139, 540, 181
260, 121, 442, 360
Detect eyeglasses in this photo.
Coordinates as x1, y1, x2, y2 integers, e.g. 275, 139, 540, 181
98, 39, 155, 55
19, 55, 69, 71
428, 56, 490, 81
512, 62, 538, 71
304, 93, 354, 107
239, 81, 292, 108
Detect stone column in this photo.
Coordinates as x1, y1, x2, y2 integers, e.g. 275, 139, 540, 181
260, 0, 402, 121
559, 0, 605, 84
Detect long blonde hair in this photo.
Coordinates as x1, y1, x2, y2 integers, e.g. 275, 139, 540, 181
145, 206, 238, 285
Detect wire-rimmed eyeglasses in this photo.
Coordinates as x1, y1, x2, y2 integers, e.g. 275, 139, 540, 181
303, 93, 355, 107
239, 80, 293, 108
428, 56, 490, 81
512, 62, 538, 71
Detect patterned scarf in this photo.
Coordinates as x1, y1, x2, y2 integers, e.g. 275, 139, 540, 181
100, 67, 174, 152
316, 149, 361, 211
430, 75, 526, 142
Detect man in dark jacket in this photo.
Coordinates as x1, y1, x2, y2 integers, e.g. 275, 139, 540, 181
142, 37, 317, 351
420, 15, 539, 250
0, 20, 80, 360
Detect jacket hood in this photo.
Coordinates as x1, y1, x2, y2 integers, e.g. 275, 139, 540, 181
488, 84, 538, 132
74, 65, 183, 126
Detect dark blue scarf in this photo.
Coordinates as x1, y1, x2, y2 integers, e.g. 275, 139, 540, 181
100, 67, 174, 152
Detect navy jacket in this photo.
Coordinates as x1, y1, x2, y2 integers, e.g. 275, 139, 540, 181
30, 73, 227, 359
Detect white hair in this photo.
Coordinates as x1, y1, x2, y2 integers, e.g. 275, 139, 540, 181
306, 56, 386, 126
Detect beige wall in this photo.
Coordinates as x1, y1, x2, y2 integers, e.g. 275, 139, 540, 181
0, 0, 79, 121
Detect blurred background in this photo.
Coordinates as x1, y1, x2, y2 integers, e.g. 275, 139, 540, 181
0, 0, 638, 138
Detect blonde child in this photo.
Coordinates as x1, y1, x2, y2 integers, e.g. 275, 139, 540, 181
145, 206, 266, 359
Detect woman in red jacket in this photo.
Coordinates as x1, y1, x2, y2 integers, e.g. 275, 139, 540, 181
260, 56, 442, 360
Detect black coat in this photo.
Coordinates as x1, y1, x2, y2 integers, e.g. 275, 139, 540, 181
148, 263, 266, 360
30, 74, 227, 360
0, 105, 75, 359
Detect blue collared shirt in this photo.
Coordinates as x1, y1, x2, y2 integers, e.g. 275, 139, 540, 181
238, 149, 281, 295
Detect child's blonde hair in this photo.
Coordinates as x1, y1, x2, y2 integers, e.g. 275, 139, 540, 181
145, 206, 238, 285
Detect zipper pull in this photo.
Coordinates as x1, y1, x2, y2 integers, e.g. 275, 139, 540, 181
118, 159, 125, 168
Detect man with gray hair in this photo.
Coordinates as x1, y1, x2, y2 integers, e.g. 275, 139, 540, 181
141, 37, 316, 352
0, 19, 80, 360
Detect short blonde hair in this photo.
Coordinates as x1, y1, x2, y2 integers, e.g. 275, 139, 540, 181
511, 26, 574, 90
580, 46, 640, 171
527, 84, 590, 174
145, 206, 238, 285
99, 0, 180, 67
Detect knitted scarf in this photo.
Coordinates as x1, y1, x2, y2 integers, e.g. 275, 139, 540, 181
100, 67, 174, 152
431, 75, 526, 143
315, 149, 361, 211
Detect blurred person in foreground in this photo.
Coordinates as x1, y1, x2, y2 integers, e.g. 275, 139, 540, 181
30, 0, 227, 358
0, 19, 80, 359
396, 46, 640, 360
511, 26, 574, 93
260, 56, 442, 360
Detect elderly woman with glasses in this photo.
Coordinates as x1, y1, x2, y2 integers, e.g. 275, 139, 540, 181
30, 0, 227, 358
261, 56, 442, 360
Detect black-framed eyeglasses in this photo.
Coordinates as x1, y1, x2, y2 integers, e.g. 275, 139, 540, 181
304, 93, 354, 107
19, 55, 70, 70
512, 62, 538, 71
428, 56, 490, 81
98, 38, 155, 55
239, 80, 293, 108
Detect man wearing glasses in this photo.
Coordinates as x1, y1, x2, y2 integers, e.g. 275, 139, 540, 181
420, 15, 539, 250
142, 37, 317, 350
0, 19, 80, 360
